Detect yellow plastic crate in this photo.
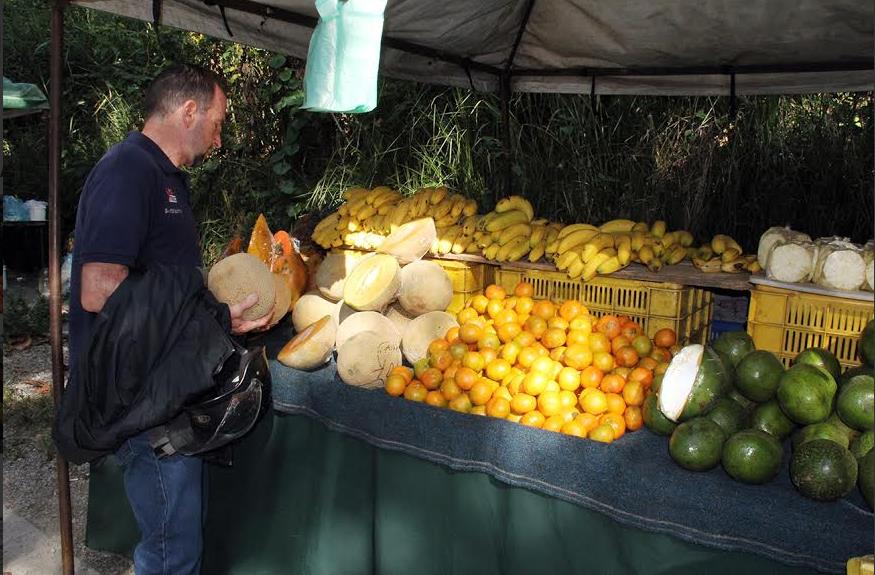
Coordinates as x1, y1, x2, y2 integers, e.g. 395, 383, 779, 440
431, 258, 493, 294
494, 268, 712, 345
747, 285, 874, 370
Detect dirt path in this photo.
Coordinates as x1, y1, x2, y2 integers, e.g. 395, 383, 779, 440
3, 340, 133, 575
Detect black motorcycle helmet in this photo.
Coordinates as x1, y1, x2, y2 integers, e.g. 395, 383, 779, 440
149, 343, 271, 458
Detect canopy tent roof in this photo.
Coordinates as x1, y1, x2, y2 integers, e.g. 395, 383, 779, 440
74, 0, 873, 95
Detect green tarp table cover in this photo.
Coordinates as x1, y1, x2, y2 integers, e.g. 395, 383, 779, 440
87, 413, 826, 575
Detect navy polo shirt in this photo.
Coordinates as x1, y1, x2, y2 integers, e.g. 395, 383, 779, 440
69, 131, 202, 367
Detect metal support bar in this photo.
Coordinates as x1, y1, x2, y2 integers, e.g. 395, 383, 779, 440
49, 2, 75, 574
510, 60, 872, 78
202, 0, 501, 76
499, 72, 513, 205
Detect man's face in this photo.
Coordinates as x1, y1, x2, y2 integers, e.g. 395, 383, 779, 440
189, 84, 227, 167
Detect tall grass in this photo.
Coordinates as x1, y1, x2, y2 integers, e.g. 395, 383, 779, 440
3, 2, 871, 260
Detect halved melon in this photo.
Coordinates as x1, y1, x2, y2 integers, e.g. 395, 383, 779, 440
292, 291, 338, 333
398, 260, 453, 316
277, 315, 337, 370
401, 311, 459, 364
336, 311, 401, 349
314, 250, 369, 301
658, 344, 731, 422
336, 330, 402, 388
342, 254, 400, 311
376, 218, 437, 264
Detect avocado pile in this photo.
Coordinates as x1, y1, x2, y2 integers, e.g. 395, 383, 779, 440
645, 321, 874, 507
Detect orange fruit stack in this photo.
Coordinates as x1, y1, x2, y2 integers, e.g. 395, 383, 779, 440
384, 282, 677, 444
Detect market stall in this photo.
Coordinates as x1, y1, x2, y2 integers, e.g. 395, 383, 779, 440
42, 1, 873, 574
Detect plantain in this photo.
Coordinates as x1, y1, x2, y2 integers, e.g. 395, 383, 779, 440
666, 244, 687, 265
676, 230, 695, 247
557, 223, 599, 240
500, 236, 530, 262
529, 224, 546, 248
650, 220, 667, 238
637, 245, 655, 265
660, 231, 677, 249
528, 241, 546, 263
597, 256, 624, 275
483, 241, 501, 260
342, 187, 369, 201
557, 228, 601, 254
614, 233, 632, 266
429, 186, 449, 205
745, 260, 763, 273
451, 232, 473, 255
646, 257, 663, 273
598, 219, 636, 234
697, 245, 714, 260
721, 248, 741, 263
462, 199, 479, 217
632, 221, 651, 233
694, 258, 723, 273
721, 260, 747, 273
556, 250, 580, 271
495, 195, 534, 221
711, 234, 743, 256
630, 231, 648, 252
485, 210, 530, 232
498, 223, 533, 246
580, 233, 615, 263
461, 215, 480, 237
435, 214, 459, 228
582, 252, 611, 281
567, 255, 586, 279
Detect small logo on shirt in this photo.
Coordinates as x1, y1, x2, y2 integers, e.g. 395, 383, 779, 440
165, 187, 178, 204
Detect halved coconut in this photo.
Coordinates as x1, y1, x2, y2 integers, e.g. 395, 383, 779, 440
376, 218, 437, 264
336, 311, 401, 349
292, 291, 338, 333
342, 254, 401, 311
336, 330, 402, 388
401, 311, 459, 365
658, 344, 730, 422
398, 260, 453, 316
277, 315, 337, 370
314, 250, 369, 301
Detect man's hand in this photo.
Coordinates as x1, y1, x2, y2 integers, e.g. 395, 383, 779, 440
229, 293, 273, 335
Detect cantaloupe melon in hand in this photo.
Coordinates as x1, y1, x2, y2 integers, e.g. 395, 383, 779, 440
277, 315, 337, 370
342, 254, 401, 311
398, 260, 453, 316
207, 252, 276, 321
337, 330, 402, 388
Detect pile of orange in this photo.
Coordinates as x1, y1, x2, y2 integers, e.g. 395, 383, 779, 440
384, 282, 677, 444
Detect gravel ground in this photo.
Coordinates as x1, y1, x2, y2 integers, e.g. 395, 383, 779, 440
3, 339, 134, 575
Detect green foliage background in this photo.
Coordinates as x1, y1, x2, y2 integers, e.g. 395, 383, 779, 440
4, 1, 872, 266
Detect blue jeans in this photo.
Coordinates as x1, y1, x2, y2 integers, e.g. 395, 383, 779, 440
115, 432, 205, 575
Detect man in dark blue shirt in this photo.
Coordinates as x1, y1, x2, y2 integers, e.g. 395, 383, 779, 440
69, 64, 270, 575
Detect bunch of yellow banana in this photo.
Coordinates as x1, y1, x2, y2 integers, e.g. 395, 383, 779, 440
624, 220, 696, 272
478, 196, 537, 263
691, 234, 761, 273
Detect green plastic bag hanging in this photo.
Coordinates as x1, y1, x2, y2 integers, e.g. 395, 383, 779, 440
302, 0, 387, 113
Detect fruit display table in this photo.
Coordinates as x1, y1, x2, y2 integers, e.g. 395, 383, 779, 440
85, 329, 871, 574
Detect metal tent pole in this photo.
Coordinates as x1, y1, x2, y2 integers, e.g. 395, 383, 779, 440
49, 1, 75, 574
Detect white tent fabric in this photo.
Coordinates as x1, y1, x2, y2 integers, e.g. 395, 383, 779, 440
73, 0, 873, 94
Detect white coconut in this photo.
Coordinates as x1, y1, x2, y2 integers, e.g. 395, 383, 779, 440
812, 238, 866, 291
657, 344, 704, 422
766, 240, 817, 284
757, 226, 811, 269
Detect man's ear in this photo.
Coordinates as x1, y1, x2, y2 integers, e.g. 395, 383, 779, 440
181, 99, 199, 127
